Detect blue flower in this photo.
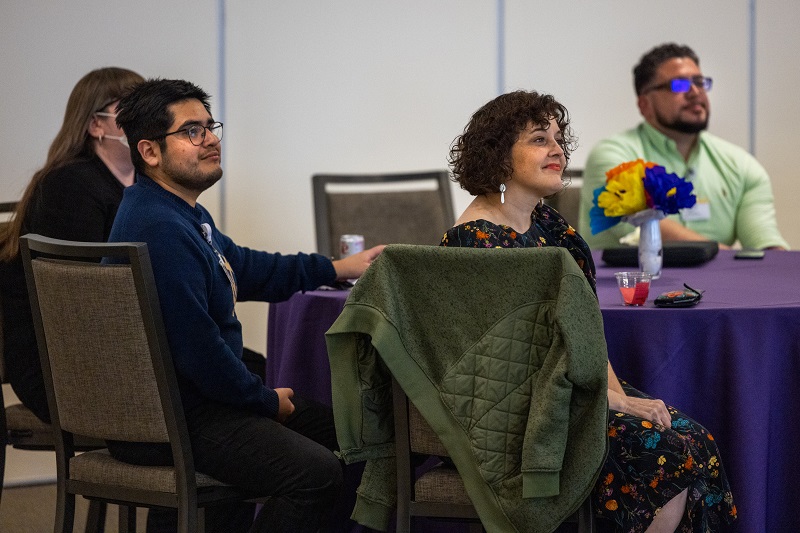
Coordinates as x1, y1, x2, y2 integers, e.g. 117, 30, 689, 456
672, 418, 691, 429
644, 432, 661, 449
643, 166, 697, 214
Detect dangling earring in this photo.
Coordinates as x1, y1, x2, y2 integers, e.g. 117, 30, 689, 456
499, 183, 506, 204
98, 133, 103, 144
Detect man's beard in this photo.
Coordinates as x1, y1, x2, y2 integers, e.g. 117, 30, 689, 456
656, 109, 709, 134
162, 156, 223, 194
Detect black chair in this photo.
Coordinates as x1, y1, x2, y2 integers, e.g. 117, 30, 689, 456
312, 170, 455, 258
21, 235, 266, 533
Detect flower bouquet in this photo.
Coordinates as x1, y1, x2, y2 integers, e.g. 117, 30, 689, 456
590, 159, 696, 278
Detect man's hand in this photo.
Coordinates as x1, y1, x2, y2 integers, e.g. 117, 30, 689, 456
275, 387, 295, 422
332, 245, 385, 280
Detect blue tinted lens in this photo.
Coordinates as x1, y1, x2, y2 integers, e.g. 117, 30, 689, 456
670, 79, 692, 93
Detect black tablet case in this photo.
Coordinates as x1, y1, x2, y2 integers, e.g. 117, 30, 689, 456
601, 241, 719, 267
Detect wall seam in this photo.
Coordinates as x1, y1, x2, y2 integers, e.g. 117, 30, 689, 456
497, 0, 505, 95
218, 0, 227, 230
749, 0, 756, 155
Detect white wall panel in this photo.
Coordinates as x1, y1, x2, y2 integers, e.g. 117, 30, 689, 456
225, 1, 497, 255
756, 2, 800, 249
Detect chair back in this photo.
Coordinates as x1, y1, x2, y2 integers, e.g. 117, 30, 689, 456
312, 170, 455, 258
544, 169, 583, 232
20, 235, 187, 453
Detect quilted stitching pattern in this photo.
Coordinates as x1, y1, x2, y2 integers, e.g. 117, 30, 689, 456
440, 303, 553, 484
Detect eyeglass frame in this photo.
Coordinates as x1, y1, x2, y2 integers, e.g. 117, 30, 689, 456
152, 121, 224, 146
643, 76, 713, 94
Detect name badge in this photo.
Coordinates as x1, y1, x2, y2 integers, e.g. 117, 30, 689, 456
680, 201, 711, 222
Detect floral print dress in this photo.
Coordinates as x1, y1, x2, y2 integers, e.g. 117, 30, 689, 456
440, 203, 736, 533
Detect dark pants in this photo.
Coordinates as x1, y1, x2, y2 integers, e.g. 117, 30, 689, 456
109, 396, 343, 533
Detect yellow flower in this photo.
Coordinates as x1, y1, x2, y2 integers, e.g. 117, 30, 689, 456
657, 455, 666, 465
597, 160, 649, 217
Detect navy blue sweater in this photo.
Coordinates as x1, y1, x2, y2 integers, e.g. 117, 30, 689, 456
108, 174, 336, 417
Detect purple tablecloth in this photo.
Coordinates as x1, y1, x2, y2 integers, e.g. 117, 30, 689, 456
267, 249, 800, 532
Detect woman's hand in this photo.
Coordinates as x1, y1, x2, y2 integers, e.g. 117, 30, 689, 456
275, 387, 295, 423
332, 244, 385, 280
608, 389, 672, 428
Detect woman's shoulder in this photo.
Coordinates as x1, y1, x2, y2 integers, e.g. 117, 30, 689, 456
36, 158, 122, 207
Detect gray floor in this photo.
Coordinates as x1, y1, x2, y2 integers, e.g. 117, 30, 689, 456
0, 483, 148, 533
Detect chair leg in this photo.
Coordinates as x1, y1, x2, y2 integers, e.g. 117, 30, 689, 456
83, 500, 107, 533
57, 489, 76, 533
577, 498, 595, 533
117, 505, 136, 533
0, 443, 5, 508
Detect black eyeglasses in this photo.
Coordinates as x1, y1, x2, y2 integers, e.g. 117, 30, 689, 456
156, 122, 223, 146
645, 76, 713, 94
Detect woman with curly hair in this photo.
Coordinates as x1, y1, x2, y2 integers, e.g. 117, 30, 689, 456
441, 90, 736, 532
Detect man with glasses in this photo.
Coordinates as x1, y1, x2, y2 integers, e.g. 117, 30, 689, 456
579, 43, 788, 250
107, 78, 383, 533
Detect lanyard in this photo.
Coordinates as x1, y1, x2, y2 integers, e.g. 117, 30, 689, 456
201, 223, 238, 315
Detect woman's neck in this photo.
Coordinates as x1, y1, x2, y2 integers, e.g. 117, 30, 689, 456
457, 193, 538, 232
94, 146, 135, 187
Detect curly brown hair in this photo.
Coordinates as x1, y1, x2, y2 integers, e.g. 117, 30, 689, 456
448, 90, 576, 196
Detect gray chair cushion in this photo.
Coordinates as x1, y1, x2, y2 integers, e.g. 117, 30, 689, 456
70, 449, 227, 493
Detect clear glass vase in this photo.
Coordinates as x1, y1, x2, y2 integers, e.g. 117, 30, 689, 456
638, 216, 662, 279
623, 209, 664, 280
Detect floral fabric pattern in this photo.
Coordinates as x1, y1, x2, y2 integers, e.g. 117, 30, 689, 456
441, 203, 736, 532
599, 382, 736, 533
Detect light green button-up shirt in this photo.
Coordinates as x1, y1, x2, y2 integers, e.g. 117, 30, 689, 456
579, 122, 788, 250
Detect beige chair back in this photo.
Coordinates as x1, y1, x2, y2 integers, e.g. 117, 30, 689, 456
312, 171, 455, 258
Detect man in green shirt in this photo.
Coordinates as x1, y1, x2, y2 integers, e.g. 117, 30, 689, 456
579, 43, 788, 250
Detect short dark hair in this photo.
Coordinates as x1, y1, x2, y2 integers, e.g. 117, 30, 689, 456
633, 43, 700, 96
448, 90, 576, 196
116, 78, 212, 173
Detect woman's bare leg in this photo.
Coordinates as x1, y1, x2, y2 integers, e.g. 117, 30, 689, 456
645, 488, 688, 533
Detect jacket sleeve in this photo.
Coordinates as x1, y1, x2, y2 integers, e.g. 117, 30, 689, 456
521, 273, 609, 498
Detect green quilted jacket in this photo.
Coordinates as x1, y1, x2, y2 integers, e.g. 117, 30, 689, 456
326, 245, 609, 533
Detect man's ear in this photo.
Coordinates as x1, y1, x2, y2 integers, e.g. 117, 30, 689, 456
138, 139, 161, 169
637, 94, 651, 119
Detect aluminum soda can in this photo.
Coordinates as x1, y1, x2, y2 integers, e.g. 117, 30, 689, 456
339, 234, 365, 259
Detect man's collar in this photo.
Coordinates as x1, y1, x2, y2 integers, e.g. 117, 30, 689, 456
640, 122, 704, 159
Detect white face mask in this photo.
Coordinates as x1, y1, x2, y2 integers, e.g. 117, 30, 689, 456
95, 111, 128, 148
103, 134, 129, 148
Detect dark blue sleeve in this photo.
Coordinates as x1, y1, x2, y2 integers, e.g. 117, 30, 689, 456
215, 230, 337, 302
